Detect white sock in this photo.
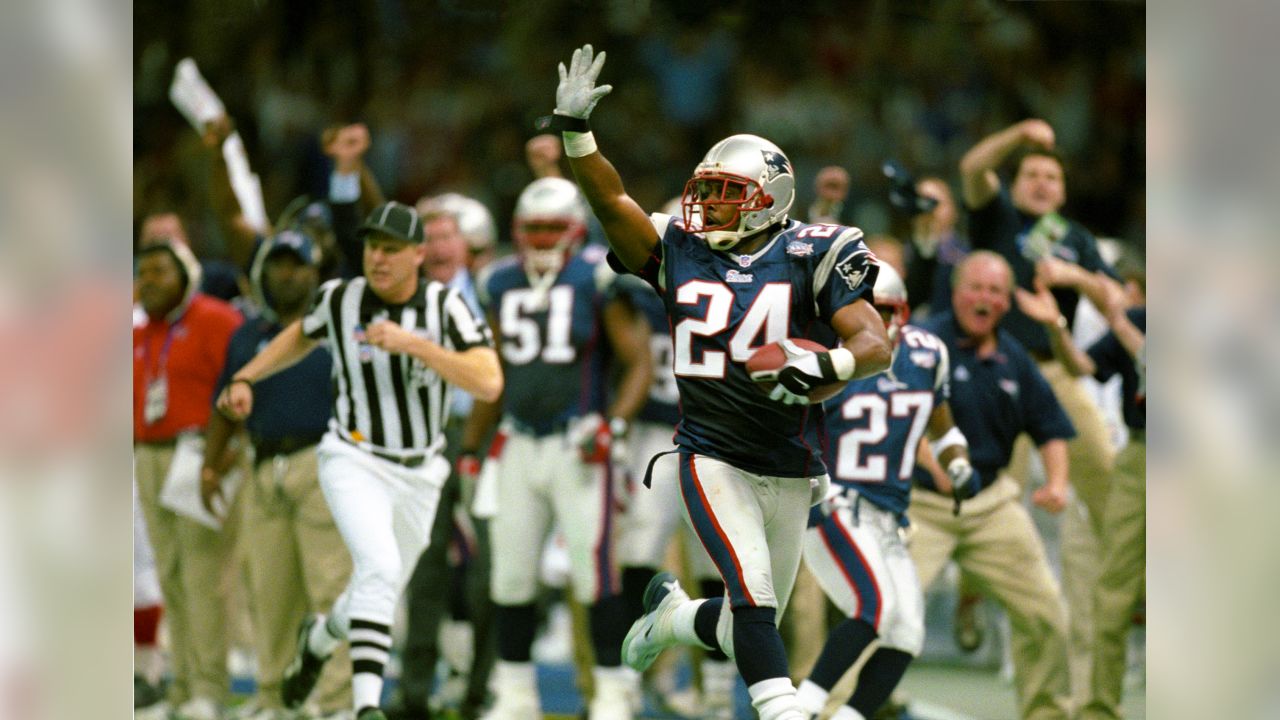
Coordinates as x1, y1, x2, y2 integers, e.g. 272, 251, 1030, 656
747, 677, 806, 720
796, 678, 829, 715
494, 660, 538, 691
352, 672, 383, 712
831, 705, 867, 720
671, 598, 710, 648
308, 614, 343, 657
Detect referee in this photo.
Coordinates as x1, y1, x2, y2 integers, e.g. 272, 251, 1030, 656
218, 201, 503, 720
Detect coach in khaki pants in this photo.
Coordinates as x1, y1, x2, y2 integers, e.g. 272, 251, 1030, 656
910, 253, 1076, 720
1014, 279, 1148, 719
134, 238, 243, 717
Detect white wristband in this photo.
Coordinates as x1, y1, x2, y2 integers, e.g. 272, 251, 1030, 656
930, 426, 969, 460
563, 131, 598, 158
829, 347, 856, 381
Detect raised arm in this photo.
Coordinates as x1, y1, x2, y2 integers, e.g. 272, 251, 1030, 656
959, 119, 1055, 209
1014, 277, 1097, 378
216, 320, 319, 420
202, 114, 262, 270
550, 45, 659, 273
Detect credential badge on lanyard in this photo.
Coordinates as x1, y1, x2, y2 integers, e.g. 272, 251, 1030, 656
143, 324, 179, 425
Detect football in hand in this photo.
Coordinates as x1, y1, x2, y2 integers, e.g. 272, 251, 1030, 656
745, 338, 847, 404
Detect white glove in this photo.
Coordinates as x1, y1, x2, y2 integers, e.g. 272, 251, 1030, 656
556, 44, 613, 120
768, 383, 810, 406
946, 457, 974, 494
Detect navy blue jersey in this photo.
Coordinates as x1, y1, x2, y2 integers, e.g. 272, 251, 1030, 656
820, 325, 949, 515
637, 214, 878, 477
1088, 307, 1145, 431
915, 311, 1075, 486
214, 314, 333, 444
478, 245, 618, 435
630, 283, 681, 427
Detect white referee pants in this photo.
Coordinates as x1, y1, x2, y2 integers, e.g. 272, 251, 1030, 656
316, 432, 449, 633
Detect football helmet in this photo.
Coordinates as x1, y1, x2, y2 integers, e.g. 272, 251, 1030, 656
873, 261, 910, 342
513, 177, 588, 276
680, 134, 795, 251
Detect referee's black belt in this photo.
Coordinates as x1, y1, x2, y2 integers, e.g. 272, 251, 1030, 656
254, 433, 324, 465
337, 432, 429, 468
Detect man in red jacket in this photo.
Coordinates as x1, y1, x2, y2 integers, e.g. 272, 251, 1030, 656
134, 237, 243, 720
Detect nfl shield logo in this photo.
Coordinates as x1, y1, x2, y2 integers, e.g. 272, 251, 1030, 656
738, 255, 752, 268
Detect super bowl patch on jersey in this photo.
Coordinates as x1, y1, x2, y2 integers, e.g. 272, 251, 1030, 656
786, 240, 814, 257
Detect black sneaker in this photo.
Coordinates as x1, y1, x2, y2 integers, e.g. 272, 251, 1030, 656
282, 615, 332, 708
358, 708, 389, 720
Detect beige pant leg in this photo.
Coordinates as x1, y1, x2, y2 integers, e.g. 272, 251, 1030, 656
959, 491, 1071, 720
243, 457, 305, 708
783, 563, 827, 683
1062, 494, 1100, 710
136, 444, 192, 705
1043, 361, 1116, 713
288, 448, 355, 713
1080, 440, 1145, 720
175, 497, 231, 701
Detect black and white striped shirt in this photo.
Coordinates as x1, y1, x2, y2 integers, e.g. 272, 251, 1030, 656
302, 277, 492, 458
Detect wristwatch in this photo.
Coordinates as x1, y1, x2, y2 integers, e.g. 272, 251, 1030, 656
1054, 315, 1069, 331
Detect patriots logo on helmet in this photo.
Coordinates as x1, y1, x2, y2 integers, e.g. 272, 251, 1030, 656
761, 150, 791, 181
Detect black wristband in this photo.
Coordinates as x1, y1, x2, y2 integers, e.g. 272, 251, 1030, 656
230, 377, 254, 391
534, 113, 590, 133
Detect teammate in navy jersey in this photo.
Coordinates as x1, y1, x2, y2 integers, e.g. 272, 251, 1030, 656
546, 45, 892, 720
462, 177, 652, 720
795, 264, 975, 720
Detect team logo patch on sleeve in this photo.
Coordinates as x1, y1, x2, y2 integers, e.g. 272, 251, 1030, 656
834, 250, 872, 290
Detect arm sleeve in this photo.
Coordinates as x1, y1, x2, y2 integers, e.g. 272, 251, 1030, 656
934, 343, 952, 401
443, 288, 494, 351
1072, 225, 1120, 280
1086, 330, 1126, 383
301, 279, 341, 339
813, 228, 878, 320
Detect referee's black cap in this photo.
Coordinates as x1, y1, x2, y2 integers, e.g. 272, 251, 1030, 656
358, 201, 424, 244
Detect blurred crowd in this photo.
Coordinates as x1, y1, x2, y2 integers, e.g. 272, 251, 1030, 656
134, 1, 1144, 263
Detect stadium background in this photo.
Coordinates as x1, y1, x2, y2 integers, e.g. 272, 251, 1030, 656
131, 1, 1145, 718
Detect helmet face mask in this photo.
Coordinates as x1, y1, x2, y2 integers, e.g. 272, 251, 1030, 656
680, 134, 795, 251
513, 178, 588, 276
872, 262, 910, 342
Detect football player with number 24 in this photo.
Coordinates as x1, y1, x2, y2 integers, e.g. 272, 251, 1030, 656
542, 44, 893, 720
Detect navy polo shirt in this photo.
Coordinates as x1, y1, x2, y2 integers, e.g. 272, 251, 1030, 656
968, 190, 1117, 356
214, 315, 334, 444
1088, 307, 1145, 431
916, 312, 1075, 489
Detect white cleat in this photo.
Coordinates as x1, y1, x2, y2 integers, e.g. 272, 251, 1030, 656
621, 572, 690, 672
